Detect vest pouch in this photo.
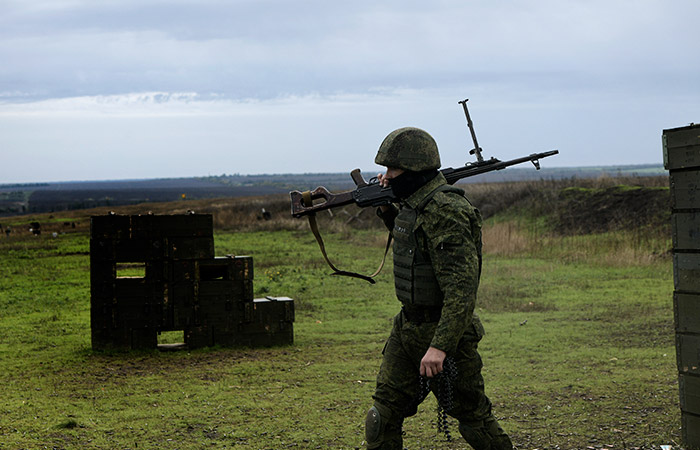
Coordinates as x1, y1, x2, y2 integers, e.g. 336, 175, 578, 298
412, 262, 444, 306
393, 244, 415, 304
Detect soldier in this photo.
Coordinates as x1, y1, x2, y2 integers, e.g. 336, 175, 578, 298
365, 127, 512, 450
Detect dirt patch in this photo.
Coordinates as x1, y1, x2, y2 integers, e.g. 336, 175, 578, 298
478, 283, 556, 313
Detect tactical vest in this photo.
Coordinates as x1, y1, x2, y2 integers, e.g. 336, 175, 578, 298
392, 185, 471, 307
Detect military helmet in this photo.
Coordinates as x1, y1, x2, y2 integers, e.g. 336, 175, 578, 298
375, 127, 441, 171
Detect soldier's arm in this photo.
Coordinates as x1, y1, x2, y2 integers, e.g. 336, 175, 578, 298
422, 197, 479, 355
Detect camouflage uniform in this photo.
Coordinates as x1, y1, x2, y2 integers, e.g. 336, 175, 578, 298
366, 168, 512, 448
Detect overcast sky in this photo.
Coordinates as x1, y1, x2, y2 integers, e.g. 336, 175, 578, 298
1, 0, 698, 183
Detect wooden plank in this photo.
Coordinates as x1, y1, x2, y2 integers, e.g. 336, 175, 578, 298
680, 374, 700, 415
172, 260, 196, 282
91, 327, 132, 351
682, 411, 700, 449
130, 214, 213, 238
199, 279, 237, 296
90, 261, 115, 284
90, 239, 116, 261
664, 124, 700, 148
90, 238, 167, 262
254, 297, 295, 322
663, 124, 700, 171
674, 253, 700, 292
677, 333, 700, 375
167, 237, 215, 260
185, 326, 213, 349
670, 170, 700, 210
676, 292, 700, 333
115, 302, 161, 326
231, 256, 254, 281
674, 213, 700, 250
90, 215, 131, 239
115, 277, 161, 298
198, 256, 254, 281
115, 239, 166, 262
145, 260, 171, 282
665, 143, 700, 171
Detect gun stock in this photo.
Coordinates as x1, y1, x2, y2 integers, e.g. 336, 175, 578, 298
290, 187, 355, 218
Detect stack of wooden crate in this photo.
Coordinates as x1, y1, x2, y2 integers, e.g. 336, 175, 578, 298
90, 213, 294, 351
664, 123, 700, 449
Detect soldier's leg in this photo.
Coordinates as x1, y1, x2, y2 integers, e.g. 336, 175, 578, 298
458, 416, 513, 450
448, 339, 513, 450
366, 314, 426, 449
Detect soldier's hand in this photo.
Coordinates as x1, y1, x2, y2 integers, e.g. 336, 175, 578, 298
376, 173, 393, 213
420, 346, 446, 378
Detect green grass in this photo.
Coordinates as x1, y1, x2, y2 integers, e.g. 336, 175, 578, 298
0, 220, 680, 449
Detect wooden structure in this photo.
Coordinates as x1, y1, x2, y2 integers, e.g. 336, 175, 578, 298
90, 213, 294, 350
664, 123, 700, 449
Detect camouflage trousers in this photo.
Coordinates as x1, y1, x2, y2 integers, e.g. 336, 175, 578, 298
368, 311, 496, 449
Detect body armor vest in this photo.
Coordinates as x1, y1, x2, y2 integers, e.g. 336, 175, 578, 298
392, 185, 467, 306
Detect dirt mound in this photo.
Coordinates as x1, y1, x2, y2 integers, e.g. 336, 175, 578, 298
8, 176, 670, 237
552, 185, 670, 234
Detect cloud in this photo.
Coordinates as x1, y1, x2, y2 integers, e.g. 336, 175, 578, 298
2, 0, 698, 102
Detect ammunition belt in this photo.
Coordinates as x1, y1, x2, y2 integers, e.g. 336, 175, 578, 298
417, 356, 458, 441
402, 306, 442, 323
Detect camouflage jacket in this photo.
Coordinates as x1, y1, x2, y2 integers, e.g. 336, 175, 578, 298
379, 173, 484, 354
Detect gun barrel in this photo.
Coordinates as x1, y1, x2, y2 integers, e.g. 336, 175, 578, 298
534, 150, 559, 158
442, 150, 559, 185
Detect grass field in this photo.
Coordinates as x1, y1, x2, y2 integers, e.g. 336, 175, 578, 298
0, 181, 681, 449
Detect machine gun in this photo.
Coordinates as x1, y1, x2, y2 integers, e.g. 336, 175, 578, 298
290, 150, 558, 217
290, 99, 558, 218
289, 99, 559, 282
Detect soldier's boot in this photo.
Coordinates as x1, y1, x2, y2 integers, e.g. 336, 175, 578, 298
458, 416, 513, 450
365, 402, 403, 450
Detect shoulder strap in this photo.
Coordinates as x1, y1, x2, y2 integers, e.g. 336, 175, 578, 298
416, 184, 465, 212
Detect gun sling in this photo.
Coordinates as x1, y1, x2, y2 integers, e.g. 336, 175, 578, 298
302, 190, 392, 284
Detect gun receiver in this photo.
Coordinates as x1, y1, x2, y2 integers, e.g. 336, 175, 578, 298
290, 150, 559, 218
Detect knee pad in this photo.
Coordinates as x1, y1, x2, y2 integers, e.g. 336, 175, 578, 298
365, 406, 383, 448
365, 403, 401, 449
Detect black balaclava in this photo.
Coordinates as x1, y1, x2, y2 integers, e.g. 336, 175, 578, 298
389, 169, 439, 199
